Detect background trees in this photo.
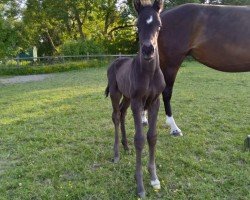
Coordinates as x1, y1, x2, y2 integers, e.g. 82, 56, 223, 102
0, 0, 249, 58
0, 0, 26, 57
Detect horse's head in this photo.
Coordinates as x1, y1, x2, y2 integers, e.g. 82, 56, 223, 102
134, 0, 164, 61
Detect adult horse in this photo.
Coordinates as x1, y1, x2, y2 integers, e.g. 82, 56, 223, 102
158, 3, 250, 136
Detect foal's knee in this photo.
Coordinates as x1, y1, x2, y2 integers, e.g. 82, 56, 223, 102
147, 133, 157, 146
134, 134, 145, 151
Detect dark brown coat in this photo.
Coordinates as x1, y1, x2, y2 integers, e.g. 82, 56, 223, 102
158, 4, 250, 136
105, 0, 165, 198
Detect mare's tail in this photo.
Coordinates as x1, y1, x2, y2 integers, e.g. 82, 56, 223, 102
105, 84, 109, 97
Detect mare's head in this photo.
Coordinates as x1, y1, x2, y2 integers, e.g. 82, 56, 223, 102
134, 0, 164, 61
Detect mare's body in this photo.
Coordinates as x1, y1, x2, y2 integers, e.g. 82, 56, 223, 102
158, 3, 250, 135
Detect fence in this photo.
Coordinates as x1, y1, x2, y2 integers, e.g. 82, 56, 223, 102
0, 54, 136, 67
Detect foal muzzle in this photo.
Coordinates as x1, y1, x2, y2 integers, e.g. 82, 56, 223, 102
142, 43, 155, 61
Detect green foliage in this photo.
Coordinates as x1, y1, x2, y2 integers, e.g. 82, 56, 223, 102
59, 40, 105, 55
0, 18, 24, 58
221, 0, 250, 5
103, 28, 138, 54
0, 60, 108, 76
1, 0, 250, 58
166, 0, 202, 7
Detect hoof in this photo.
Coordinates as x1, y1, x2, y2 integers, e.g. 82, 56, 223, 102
171, 130, 183, 137
113, 157, 119, 163
151, 179, 161, 190
138, 191, 146, 199
123, 145, 130, 151
125, 148, 131, 155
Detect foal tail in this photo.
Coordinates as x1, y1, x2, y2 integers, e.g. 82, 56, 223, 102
105, 84, 109, 97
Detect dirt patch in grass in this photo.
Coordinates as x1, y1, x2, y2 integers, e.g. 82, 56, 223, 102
0, 74, 52, 84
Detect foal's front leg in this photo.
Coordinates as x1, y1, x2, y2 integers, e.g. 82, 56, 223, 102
147, 98, 161, 190
131, 99, 145, 198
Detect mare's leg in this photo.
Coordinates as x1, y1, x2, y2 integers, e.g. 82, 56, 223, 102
131, 99, 145, 198
119, 97, 130, 151
111, 92, 122, 163
161, 61, 183, 136
147, 98, 161, 190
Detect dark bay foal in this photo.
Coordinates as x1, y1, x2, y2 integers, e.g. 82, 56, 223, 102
105, 0, 165, 198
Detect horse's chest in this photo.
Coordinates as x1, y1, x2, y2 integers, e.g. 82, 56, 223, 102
118, 69, 165, 99
149, 72, 165, 94
147, 81, 164, 98
136, 73, 165, 99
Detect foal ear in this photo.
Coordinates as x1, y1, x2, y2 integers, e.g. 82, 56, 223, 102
153, 0, 164, 13
134, 0, 143, 13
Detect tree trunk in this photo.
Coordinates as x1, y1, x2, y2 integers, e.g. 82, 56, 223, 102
74, 7, 85, 39
45, 30, 57, 53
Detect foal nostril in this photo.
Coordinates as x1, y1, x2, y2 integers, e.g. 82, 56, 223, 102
142, 44, 154, 57
148, 44, 154, 53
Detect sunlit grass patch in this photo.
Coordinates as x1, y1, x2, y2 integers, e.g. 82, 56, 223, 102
0, 62, 249, 199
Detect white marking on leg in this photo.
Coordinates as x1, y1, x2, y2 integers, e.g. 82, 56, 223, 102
146, 15, 153, 24
151, 179, 161, 190
141, 110, 148, 125
166, 116, 182, 136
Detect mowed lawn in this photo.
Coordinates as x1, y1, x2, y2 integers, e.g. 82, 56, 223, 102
0, 61, 249, 200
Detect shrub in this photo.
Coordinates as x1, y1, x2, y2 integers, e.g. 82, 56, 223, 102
0, 60, 108, 76
60, 39, 105, 56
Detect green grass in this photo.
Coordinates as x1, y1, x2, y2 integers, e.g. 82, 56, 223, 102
0, 61, 249, 199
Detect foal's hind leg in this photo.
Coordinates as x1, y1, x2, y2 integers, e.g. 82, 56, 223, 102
147, 98, 161, 190
141, 110, 148, 126
119, 97, 130, 151
110, 92, 122, 163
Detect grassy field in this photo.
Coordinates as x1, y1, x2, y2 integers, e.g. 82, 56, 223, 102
0, 61, 249, 199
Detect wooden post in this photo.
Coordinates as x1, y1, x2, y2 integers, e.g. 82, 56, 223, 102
17, 56, 20, 67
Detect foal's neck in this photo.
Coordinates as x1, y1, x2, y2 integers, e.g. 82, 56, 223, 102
138, 47, 159, 73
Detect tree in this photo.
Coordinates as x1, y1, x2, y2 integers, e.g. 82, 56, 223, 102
1, 0, 249, 58
0, 0, 27, 58
22, 0, 64, 55
89, 0, 137, 53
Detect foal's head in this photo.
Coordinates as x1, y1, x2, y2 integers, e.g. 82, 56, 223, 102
134, 0, 164, 61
